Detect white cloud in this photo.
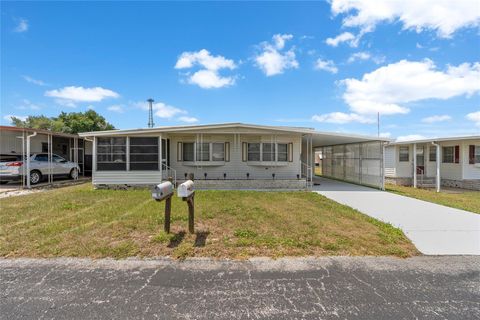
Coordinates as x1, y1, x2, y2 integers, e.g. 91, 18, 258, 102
396, 134, 428, 142
3, 115, 27, 122
311, 112, 375, 124
86, 105, 95, 110
325, 32, 358, 47
107, 105, 124, 113
188, 70, 235, 89
421, 115, 451, 123
178, 116, 199, 123
347, 52, 385, 64
175, 49, 236, 71
45, 86, 119, 102
379, 132, 391, 138
466, 110, 480, 126
254, 34, 299, 76
17, 99, 41, 110
330, 0, 480, 38
14, 18, 28, 33
22, 75, 47, 86
314, 59, 338, 74
272, 34, 293, 50
341, 59, 480, 115
175, 49, 236, 89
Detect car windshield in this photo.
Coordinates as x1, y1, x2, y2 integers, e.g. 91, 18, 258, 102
0, 154, 22, 162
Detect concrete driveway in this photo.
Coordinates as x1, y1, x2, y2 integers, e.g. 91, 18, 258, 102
1, 257, 479, 320
313, 177, 480, 255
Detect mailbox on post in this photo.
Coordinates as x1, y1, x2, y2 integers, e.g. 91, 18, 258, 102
178, 180, 195, 233
152, 181, 174, 201
177, 180, 194, 198
151, 181, 174, 233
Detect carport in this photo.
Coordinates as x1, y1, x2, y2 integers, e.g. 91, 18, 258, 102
303, 131, 390, 189
0, 126, 92, 189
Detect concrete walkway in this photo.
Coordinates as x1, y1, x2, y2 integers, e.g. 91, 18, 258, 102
313, 177, 480, 255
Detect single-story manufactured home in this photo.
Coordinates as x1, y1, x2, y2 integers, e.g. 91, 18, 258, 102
385, 136, 480, 191
78, 123, 389, 190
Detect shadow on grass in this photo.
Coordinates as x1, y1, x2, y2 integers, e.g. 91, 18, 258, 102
194, 231, 210, 247
167, 231, 186, 248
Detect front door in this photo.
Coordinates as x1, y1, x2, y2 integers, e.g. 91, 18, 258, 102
416, 146, 425, 175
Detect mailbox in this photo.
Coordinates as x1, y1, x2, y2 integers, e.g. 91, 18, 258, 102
177, 180, 194, 198
151, 181, 174, 201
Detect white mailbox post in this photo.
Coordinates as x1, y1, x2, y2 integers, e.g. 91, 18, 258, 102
178, 180, 195, 233
151, 181, 174, 233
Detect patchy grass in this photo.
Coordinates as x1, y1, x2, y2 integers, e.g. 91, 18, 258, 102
0, 184, 418, 259
387, 184, 480, 214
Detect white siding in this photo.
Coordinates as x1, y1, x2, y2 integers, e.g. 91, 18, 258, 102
170, 133, 302, 180
93, 171, 163, 185
461, 139, 480, 179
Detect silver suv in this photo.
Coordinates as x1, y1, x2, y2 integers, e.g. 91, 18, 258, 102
0, 153, 81, 185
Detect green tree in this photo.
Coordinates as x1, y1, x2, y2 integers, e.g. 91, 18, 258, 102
9, 110, 115, 134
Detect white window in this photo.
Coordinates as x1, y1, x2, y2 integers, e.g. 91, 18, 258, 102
399, 146, 409, 162
442, 146, 454, 163
277, 143, 288, 162
212, 143, 225, 161
183, 143, 194, 161
181, 142, 226, 162
196, 143, 210, 161
248, 143, 260, 161
262, 143, 275, 161
474, 146, 480, 164
429, 146, 436, 162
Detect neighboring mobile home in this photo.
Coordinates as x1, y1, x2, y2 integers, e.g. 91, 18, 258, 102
385, 136, 480, 191
0, 126, 93, 176
79, 123, 388, 190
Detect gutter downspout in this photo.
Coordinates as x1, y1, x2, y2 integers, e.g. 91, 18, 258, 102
432, 141, 441, 192
26, 131, 37, 189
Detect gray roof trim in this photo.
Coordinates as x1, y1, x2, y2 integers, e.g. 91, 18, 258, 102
390, 135, 480, 145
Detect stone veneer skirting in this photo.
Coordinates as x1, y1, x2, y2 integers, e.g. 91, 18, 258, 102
386, 177, 480, 191
95, 179, 308, 190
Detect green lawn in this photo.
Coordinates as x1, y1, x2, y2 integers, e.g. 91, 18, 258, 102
387, 184, 480, 214
0, 184, 418, 259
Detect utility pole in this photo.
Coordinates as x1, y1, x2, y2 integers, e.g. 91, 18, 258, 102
377, 112, 380, 137
147, 98, 155, 128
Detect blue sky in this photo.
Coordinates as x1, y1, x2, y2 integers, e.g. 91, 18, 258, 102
1, 1, 480, 140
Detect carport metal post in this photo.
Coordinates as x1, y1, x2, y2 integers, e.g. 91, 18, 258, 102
413, 143, 417, 188
432, 141, 441, 192
381, 142, 386, 190
26, 131, 37, 189
48, 134, 53, 185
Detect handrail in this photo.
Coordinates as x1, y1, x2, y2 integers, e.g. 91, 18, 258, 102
301, 161, 313, 189
162, 163, 177, 186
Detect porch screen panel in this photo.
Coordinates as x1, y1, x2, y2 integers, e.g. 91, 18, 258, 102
97, 137, 126, 171
322, 141, 383, 189
129, 137, 159, 170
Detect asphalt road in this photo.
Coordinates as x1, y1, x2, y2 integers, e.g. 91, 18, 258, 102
1, 256, 479, 319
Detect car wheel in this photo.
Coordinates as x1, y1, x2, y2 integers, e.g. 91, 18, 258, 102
30, 170, 42, 185
69, 168, 79, 179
